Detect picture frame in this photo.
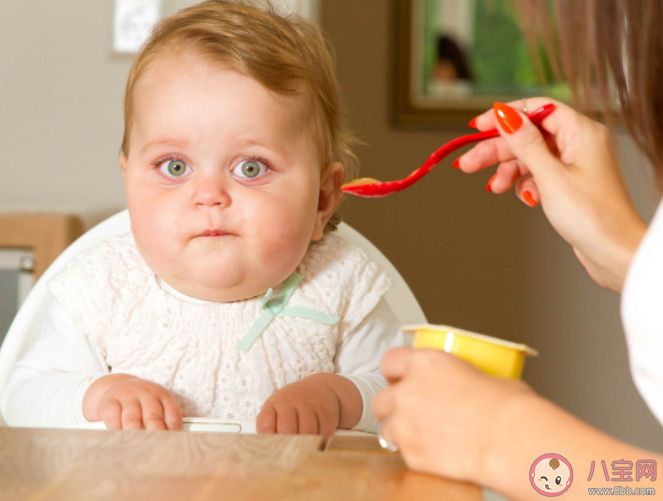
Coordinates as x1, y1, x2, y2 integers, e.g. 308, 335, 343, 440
394, 0, 565, 127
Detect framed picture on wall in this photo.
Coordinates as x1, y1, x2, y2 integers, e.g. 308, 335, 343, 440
394, 0, 567, 127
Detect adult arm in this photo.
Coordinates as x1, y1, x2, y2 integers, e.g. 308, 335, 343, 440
373, 348, 661, 501
457, 99, 647, 292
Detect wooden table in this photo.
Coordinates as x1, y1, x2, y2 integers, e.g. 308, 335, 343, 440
0, 428, 482, 501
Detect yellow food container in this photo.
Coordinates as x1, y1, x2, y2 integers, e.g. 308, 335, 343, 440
402, 324, 538, 379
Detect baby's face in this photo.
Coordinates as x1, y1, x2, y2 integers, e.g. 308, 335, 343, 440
533, 459, 571, 494
121, 51, 340, 301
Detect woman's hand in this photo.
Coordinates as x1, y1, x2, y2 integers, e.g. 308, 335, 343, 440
372, 348, 532, 483
83, 374, 184, 430
374, 348, 657, 500
456, 99, 647, 292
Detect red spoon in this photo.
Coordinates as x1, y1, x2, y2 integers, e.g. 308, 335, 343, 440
342, 103, 557, 198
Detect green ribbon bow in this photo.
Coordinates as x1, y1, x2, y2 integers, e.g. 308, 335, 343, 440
236, 272, 340, 351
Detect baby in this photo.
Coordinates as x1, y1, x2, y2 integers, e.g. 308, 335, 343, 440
0, 0, 406, 436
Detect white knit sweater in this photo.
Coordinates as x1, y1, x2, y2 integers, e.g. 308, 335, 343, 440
46, 232, 393, 420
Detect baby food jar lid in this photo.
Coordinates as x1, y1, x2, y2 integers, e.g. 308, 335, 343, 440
402, 324, 539, 357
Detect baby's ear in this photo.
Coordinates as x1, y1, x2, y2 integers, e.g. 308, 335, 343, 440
119, 155, 128, 179
312, 162, 344, 241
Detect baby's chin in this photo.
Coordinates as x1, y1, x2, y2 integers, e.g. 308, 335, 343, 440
185, 282, 264, 302
139, 238, 301, 302
166, 264, 281, 302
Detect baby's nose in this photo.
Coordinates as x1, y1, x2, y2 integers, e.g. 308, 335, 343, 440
193, 175, 232, 208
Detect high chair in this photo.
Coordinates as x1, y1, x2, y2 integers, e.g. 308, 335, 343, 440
0, 209, 426, 428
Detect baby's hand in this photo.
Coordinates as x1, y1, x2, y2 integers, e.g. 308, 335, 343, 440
256, 374, 342, 438
83, 374, 183, 431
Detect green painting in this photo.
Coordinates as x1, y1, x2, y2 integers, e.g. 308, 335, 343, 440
417, 0, 567, 104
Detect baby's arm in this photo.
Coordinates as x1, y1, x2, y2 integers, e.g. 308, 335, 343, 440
255, 298, 407, 436
1, 298, 109, 427
1, 298, 183, 430
256, 372, 362, 438
333, 298, 409, 433
82, 374, 183, 431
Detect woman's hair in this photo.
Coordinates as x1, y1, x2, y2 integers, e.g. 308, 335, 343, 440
121, 0, 359, 232
514, 0, 663, 174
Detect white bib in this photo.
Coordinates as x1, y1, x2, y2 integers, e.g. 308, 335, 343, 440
48, 232, 392, 419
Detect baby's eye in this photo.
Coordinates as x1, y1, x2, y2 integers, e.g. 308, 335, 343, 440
555, 476, 562, 485
159, 159, 190, 178
232, 160, 267, 180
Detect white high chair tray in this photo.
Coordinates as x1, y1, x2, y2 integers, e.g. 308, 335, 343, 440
54, 417, 374, 436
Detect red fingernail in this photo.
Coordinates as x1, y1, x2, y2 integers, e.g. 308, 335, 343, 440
468, 117, 478, 128
493, 103, 523, 134
452, 158, 461, 169
486, 174, 497, 192
523, 190, 538, 207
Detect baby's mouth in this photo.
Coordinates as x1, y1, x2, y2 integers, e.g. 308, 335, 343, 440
196, 230, 233, 238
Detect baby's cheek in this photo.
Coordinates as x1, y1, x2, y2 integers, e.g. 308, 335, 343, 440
249, 196, 314, 255
261, 225, 309, 271
131, 201, 189, 268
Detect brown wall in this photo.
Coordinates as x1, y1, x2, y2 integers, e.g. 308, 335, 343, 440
321, 0, 663, 451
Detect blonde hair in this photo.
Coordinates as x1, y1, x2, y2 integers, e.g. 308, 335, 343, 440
121, 0, 358, 231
